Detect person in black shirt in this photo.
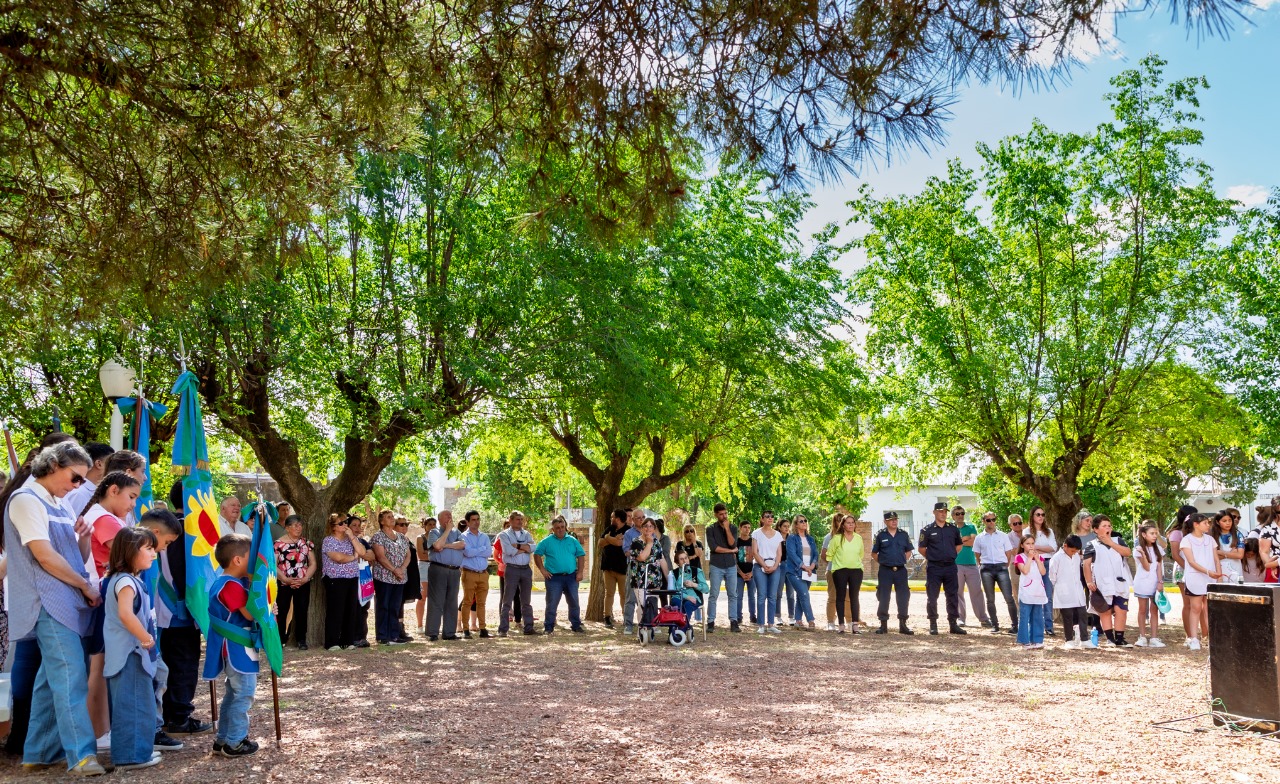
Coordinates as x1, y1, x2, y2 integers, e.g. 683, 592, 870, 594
704, 503, 741, 632
872, 511, 915, 634
735, 522, 757, 626
917, 502, 966, 635
598, 509, 629, 628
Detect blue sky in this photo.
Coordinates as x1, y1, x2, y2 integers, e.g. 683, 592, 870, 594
799, 4, 1280, 249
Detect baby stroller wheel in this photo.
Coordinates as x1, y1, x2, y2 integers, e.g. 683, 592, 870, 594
669, 628, 689, 647
639, 627, 653, 645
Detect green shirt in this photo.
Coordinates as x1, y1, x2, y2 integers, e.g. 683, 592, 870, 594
956, 524, 977, 565
828, 533, 864, 571
534, 533, 586, 575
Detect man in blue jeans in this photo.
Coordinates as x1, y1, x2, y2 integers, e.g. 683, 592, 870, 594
534, 517, 587, 633
703, 503, 742, 633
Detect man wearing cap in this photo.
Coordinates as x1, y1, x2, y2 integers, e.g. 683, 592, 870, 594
872, 511, 915, 634
1007, 514, 1026, 603
917, 502, 965, 635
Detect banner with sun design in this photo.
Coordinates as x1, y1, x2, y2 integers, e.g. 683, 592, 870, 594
247, 501, 284, 675
171, 370, 219, 634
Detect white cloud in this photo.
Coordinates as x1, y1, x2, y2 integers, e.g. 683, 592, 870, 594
1251, 0, 1278, 9
1225, 184, 1271, 208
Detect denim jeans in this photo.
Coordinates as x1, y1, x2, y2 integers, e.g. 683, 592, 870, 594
753, 566, 782, 625
23, 608, 96, 769
981, 565, 1019, 629
1041, 572, 1055, 632
786, 573, 815, 622
108, 652, 155, 765
216, 666, 258, 744
706, 564, 741, 623
1017, 602, 1045, 645
153, 652, 169, 730
373, 580, 405, 642
543, 574, 582, 631
4, 637, 41, 755
781, 577, 796, 622
735, 573, 757, 622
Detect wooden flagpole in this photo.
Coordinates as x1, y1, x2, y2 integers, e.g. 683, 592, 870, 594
271, 671, 282, 747
209, 681, 218, 723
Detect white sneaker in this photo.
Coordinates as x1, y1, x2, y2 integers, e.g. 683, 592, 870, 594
756, 625, 766, 634
825, 623, 836, 632
1030, 642, 1044, 649
1062, 640, 1079, 650
1149, 637, 1166, 648
767, 625, 782, 634
1188, 638, 1202, 651
1134, 636, 1149, 647
96, 732, 111, 752
1083, 640, 1098, 649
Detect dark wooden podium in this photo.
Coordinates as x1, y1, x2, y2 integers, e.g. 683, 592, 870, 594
1207, 582, 1280, 732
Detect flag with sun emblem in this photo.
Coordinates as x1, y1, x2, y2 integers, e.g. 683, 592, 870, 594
246, 501, 284, 675
171, 370, 220, 634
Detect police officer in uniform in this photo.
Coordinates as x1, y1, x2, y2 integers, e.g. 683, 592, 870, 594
918, 502, 966, 635
872, 511, 915, 634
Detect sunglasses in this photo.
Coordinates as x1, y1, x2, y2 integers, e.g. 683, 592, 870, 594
982, 517, 996, 523
952, 512, 965, 516
69, 470, 89, 485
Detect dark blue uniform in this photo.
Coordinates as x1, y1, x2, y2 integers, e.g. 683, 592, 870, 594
873, 528, 913, 622
918, 522, 963, 625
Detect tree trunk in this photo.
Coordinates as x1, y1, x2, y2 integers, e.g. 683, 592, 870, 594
583, 484, 621, 622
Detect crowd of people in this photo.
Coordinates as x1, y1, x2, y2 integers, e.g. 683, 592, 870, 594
4, 431, 1279, 776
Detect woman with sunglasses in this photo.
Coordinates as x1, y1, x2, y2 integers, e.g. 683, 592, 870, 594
321, 514, 368, 651
784, 516, 818, 628
3, 441, 105, 775
1027, 507, 1058, 636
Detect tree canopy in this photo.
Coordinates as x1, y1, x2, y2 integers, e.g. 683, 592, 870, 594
849, 56, 1257, 537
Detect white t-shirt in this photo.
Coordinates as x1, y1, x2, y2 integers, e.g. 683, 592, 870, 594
1132, 543, 1164, 596
1217, 535, 1243, 582
1182, 533, 1219, 595
1014, 554, 1048, 604
800, 537, 812, 566
751, 529, 783, 567
7, 482, 55, 544
1034, 530, 1058, 556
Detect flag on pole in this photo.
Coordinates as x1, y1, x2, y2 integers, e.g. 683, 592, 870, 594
171, 370, 220, 634
119, 395, 168, 521
246, 501, 284, 676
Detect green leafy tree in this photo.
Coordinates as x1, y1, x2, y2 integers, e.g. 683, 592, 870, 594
850, 56, 1249, 539
498, 167, 851, 619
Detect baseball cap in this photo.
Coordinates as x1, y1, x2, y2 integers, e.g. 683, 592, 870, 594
933, 502, 948, 511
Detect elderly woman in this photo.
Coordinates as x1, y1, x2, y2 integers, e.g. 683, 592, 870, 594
3, 442, 105, 775
370, 509, 413, 645
668, 549, 709, 634
275, 515, 316, 650
630, 518, 671, 628
321, 514, 368, 651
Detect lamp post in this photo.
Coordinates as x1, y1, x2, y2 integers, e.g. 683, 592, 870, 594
99, 358, 136, 450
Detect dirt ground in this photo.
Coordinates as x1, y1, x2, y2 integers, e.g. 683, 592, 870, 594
5, 590, 1274, 784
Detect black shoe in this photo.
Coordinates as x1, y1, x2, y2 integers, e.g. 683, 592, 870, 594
990, 626, 1002, 635
949, 623, 968, 635
221, 739, 259, 758
297, 642, 309, 651
395, 635, 414, 643
463, 630, 472, 639
571, 626, 586, 634
427, 635, 438, 642
899, 621, 915, 635
353, 640, 370, 648
874, 621, 888, 635
376, 638, 390, 645
212, 740, 225, 754
750, 616, 758, 625
164, 718, 213, 736
604, 616, 615, 628
153, 732, 184, 752
1046, 629, 1056, 637
524, 628, 541, 636
929, 622, 939, 635
707, 621, 715, 633
479, 629, 490, 639
441, 635, 460, 641
730, 621, 741, 633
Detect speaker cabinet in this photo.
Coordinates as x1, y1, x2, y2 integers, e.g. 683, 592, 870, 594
1207, 583, 1280, 732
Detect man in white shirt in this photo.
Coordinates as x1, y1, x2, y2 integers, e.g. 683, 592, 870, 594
973, 513, 1017, 634
497, 511, 537, 637
218, 496, 247, 536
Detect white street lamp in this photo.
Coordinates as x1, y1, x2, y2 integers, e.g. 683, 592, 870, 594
99, 358, 136, 450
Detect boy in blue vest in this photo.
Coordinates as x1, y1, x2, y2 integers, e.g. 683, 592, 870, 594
202, 533, 260, 757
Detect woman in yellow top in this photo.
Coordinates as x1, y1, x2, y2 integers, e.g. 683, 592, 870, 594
827, 515, 866, 634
